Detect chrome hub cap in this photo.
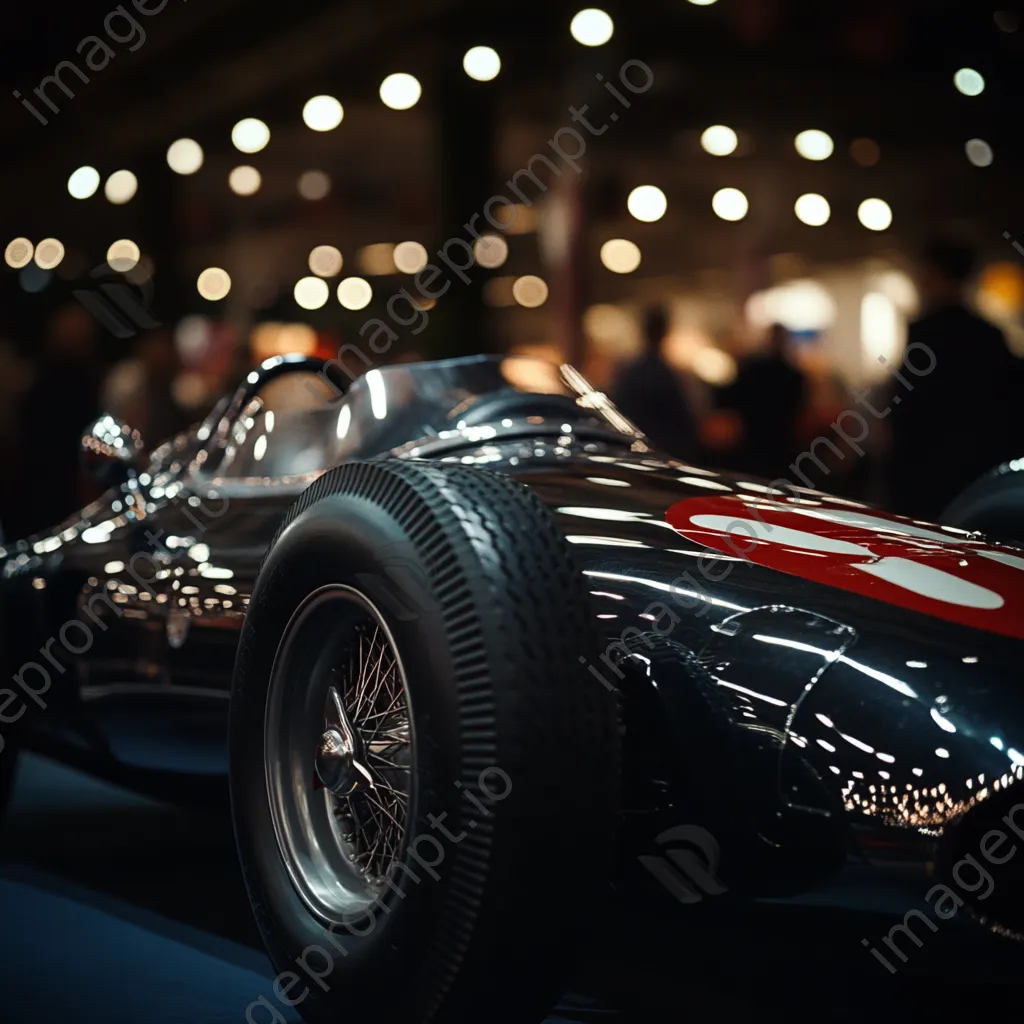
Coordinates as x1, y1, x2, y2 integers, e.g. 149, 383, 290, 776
315, 687, 367, 796
264, 586, 415, 925
315, 724, 357, 795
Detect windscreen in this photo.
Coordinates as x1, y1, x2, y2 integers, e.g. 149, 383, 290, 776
214, 355, 638, 481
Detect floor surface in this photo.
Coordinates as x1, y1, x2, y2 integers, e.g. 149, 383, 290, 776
1, 754, 1020, 1023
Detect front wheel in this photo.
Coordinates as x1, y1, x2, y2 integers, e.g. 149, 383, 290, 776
230, 461, 619, 1024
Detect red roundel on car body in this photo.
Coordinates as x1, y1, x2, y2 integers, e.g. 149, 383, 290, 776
666, 493, 1024, 640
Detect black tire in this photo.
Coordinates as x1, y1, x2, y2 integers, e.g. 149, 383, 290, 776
941, 460, 1024, 545
230, 461, 619, 1024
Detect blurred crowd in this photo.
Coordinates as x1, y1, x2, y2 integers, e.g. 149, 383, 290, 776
1, 236, 1021, 543
610, 238, 1024, 521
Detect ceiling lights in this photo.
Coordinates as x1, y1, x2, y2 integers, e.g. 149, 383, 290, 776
380, 73, 421, 110
232, 118, 270, 153
67, 166, 100, 199
794, 129, 834, 161
570, 9, 614, 46
627, 185, 667, 223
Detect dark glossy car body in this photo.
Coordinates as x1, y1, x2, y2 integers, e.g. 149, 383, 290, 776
4, 353, 1024, 966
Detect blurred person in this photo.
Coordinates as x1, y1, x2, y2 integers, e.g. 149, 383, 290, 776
610, 306, 697, 457
719, 322, 807, 479
102, 327, 190, 447
19, 305, 103, 532
886, 239, 1024, 519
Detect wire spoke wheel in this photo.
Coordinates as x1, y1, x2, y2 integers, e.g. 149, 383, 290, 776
264, 585, 415, 925
231, 460, 619, 1024
326, 621, 412, 884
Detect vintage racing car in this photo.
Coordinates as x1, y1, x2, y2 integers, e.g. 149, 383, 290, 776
2, 353, 1024, 1022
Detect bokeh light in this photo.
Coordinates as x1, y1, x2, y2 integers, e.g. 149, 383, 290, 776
850, 138, 880, 166
711, 187, 748, 221
393, 241, 429, 274
380, 73, 421, 110
174, 315, 213, 362
251, 323, 317, 361
977, 262, 1024, 321
166, 138, 204, 175
197, 267, 231, 301
747, 279, 837, 334
860, 292, 901, 369
68, 166, 100, 199
4, 238, 33, 269
232, 118, 270, 153
107, 239, 141, 272
229, 165, 262, 195
858, 198, 893, 231
308, 245, 343, 277
701, 125, 738, 156
600, 239, 642, 273
995, 11, 1020, 32
627, 185, 667, 223
873, 269, 919, 315
358, 243, 396, 275
337, 277, 373, 310
19, 265, 51, 293
692, 348, 737, 386
298, 170, 330, 200
463, 46, 501, 82
570, 9, 614, 46
965, 138, 994, 167
954, 68, 985, 96
104, 169, 138, 204
474, 234, 508, 268
34, 238, 65, 270
302, 95, 344, 131
584, 304, 639, 359
795, 130, 834, 161
294, 276, 329, 310
794, 193, 831, 226
512, 275, 549, 307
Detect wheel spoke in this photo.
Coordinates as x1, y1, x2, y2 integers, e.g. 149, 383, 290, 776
353, 627, 386, 720
315, 604, 413, 895
364, 790, 404, 832
367, 721, 411, 746
366, 750, 410, 771
365, 643, 393, 714
359, 696, 403, 729
373, 783, 408, 807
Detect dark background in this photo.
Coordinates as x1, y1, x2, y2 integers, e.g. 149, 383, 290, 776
3, 0, 1024, 536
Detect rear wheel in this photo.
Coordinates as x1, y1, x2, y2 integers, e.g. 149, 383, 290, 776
230, 460, 619, 1024
942, 461, 1024, 545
